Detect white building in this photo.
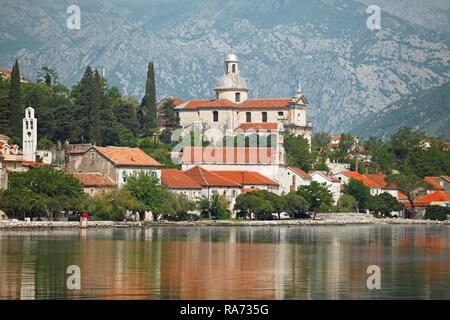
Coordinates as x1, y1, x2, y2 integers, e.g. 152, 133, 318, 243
23, 106, 37, 162
309, 171, 341, 204
175, 54, 313, 143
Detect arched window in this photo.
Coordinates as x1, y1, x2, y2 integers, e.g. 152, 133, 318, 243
213, 111, 219, 122
25, 121, 29, 130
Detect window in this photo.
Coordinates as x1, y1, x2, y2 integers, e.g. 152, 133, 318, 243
232, 64, 236, 73
213, 111, 219, 122
246, 112, 251, 123
235, 92, 241, 102
278, 111, 284, 117
25, 121, 28, 130
262, 112, 268, 123
90, 189, 94, 196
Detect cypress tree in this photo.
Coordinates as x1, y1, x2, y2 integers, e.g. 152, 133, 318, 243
0, 60, 22, 138
73, 66, 94, 143
9, 60, 22, 138
138, 62, 157, 136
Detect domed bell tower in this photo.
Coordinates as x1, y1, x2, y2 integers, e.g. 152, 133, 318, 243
23, 106, 37, 162
215, 54, 249, 103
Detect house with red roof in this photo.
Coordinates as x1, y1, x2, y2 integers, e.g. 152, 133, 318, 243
424, 176, 450, 195
183, 166, 243, 210
334, 171, 399, 199
67, 146, 162, 188
161, 169, 203, 201
402, 191, 450, 217
72, 172, 116, 197
309, 171, 341, 204
278, 166, 312, 193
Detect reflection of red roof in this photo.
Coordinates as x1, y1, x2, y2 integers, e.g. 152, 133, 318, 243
424, 177, 445, 190
184, 166, 241, 187
94, 146, 162, 167
182, 147, 275, 164
236, 123, 278, 132
161, 169, 202, 189
404, 191, 450, 207
288, 166, 311, 180
72, 173, 115, 187
177, 99, 291, 110
212, 171, 278, 186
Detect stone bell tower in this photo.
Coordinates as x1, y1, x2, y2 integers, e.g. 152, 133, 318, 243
23, 106, 37, 162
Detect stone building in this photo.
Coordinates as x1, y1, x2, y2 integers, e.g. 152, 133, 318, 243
66, 146, 162, 188
72, 172, 116, 197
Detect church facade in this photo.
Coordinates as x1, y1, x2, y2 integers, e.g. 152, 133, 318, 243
175, 54, 313, 143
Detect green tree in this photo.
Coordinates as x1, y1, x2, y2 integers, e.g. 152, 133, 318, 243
91, 189, 143, 221
124, 172, 168, 219
0, 60, 22, 138
37, 67, 59, 87
158, 99, 180, 144
387, 172, 431, 218
138, 62, 157, 136
336, 194, 357, 212
283, 192, 309, 218
197, 194, 230, 220
368, 192, 402, 217
343, 179, 371, 213
284, 134, 313, 172
297, 181, 333, 215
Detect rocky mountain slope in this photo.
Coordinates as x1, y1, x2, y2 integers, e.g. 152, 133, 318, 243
351, 81, 450, 139
0, 0, 449, 134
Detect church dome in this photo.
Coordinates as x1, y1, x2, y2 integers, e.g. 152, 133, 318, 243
225, 53, 239, 62
215, 74, 248, 91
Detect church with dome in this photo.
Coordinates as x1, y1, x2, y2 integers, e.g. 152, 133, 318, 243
175, 54, 313, 143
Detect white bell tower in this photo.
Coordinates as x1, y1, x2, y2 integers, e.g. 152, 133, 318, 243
23, 106, 37, 162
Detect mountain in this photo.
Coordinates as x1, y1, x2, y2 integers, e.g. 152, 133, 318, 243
351, 81, 450, 139
1, 0, 449, 133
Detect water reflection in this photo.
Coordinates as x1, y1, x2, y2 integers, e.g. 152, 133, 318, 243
0, 226, 449, 300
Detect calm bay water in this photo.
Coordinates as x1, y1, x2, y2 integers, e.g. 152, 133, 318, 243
0, 225, 449, 300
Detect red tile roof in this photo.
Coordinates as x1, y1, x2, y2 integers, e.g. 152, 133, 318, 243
242, 187, 261, 193
424, 177, 445, 190
404, 191, 450, 207
72, 173, 116, 187
182, 147, 276, 164
0, 134, 10, 140
94, 146, 162, 167
235, 123, 278, 132
340, 171, 380, 188
184, 166, 241, 187
288, 166, 312, 179
68, 145, 92, 154
161, 169, 202, 189
21, 161, 49, 167
212, 171, 279, 186
169, 97, 184, 106
177, 99, 291, 110
364, 173, 397, 189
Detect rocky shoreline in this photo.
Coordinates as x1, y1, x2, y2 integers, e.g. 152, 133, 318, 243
0, 215, 448, 230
